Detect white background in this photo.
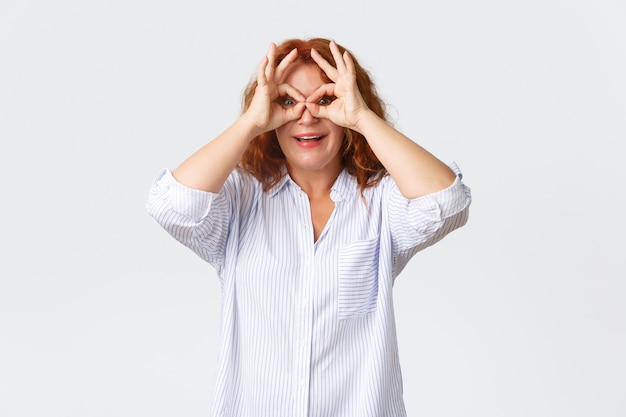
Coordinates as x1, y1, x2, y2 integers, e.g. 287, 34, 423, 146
1, 0, 625, 416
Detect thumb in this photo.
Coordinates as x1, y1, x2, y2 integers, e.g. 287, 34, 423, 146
283, 102, 306, 123
305, 102, 326, 119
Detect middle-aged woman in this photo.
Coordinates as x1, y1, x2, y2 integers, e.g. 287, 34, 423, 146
147, 38, 471, 417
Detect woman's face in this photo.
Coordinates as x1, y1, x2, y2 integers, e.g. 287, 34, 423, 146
275, 64, 344, 177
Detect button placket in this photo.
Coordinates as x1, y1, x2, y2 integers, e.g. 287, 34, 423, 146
292, 188, 314, 416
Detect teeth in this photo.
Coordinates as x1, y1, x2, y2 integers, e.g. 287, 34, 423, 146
297, 135, 322, 141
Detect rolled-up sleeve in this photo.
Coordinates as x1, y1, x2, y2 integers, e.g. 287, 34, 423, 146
146, 169, 232, 269
388, 162, 472, 277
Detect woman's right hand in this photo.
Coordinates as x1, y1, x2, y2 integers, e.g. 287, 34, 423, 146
172, 44, 305, 192
242, 43, 306, 136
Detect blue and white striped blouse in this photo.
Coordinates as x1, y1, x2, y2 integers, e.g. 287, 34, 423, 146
146, 163, 471, 417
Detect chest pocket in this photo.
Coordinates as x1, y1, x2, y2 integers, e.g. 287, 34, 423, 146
338, 237, 380, 320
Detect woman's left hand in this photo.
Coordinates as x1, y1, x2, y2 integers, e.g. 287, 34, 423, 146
308, 41, 371, 131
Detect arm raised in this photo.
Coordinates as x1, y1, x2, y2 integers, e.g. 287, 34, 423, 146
308, 41, 455, 199
172, 44, 305, 192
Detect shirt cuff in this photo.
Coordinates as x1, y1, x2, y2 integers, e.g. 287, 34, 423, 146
151, 168, 217, 220
405, 162, 472, 222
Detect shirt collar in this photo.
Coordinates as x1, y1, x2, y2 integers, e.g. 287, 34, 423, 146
268, 170, 292, 198
330, 168, 356, 202
268, 167, 357, 201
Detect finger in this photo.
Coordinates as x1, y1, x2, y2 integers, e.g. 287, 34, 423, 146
305, 84, 335, 103
286, 102, 306, 121
272, 102, 306, 127
343, 50, 356, 77
310, 48, 339, 81
265, 43, 277, 81
329, 40, 347, 73
275, 48, 298, 82
278, 83, 306, 102
304, 102, 329, 120
257, 56, 269, 87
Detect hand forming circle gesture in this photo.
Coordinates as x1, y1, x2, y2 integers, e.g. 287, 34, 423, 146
245, 40, 372, 135
244, 43, 307, 135
306, 40, 371, 131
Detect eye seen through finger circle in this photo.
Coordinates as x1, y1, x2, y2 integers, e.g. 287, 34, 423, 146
317, 96, 336, 106
277, 96, 297, 107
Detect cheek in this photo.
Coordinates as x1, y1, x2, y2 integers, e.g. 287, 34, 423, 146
274, 126, 289, 145
275, 121, 295, 138
332, 128, 346, 146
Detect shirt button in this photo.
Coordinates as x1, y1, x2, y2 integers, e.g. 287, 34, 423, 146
299, 378, 305, 387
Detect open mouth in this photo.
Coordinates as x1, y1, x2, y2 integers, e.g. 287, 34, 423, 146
295, 135, 324, 142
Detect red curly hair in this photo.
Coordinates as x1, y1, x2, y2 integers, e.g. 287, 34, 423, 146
238, 38, 388, 193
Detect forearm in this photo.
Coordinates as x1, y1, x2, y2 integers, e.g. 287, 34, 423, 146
355, 110, 456, 199
172, 116, 259, 193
